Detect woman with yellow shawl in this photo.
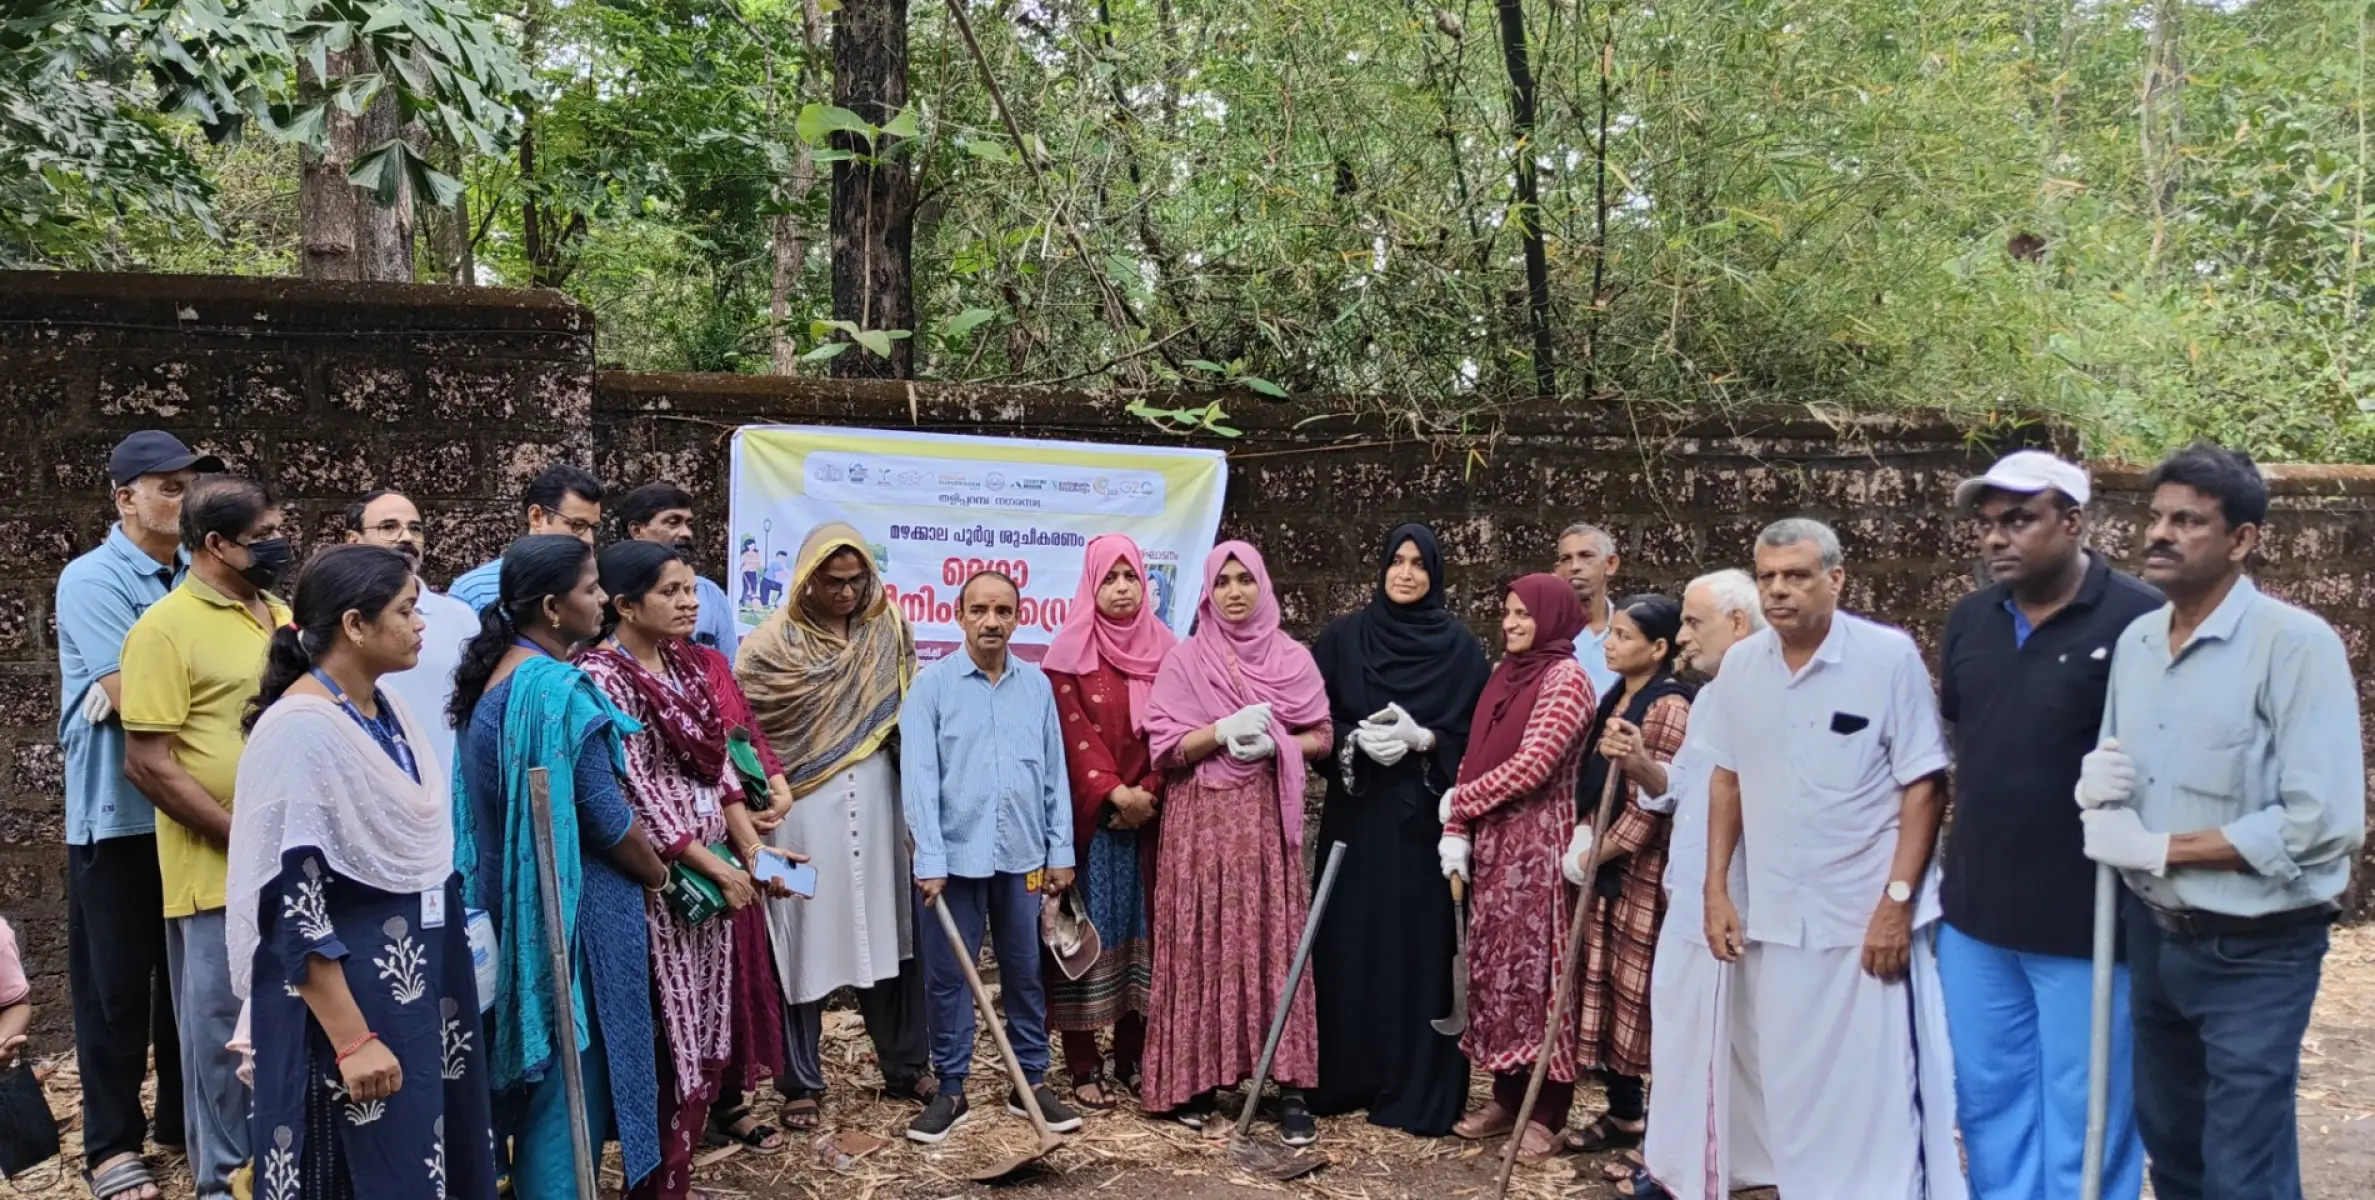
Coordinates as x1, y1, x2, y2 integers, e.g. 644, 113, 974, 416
735, 524, 932, 1127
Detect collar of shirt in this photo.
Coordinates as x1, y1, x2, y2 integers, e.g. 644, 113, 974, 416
104, 523, 185, 584
2137, 574, 2259, 659
1993, 550, 2116, 648
1758, 609, 1849, 682
182, 573, 278, 630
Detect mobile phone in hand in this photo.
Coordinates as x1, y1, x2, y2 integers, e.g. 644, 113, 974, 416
752, 852, 817, 897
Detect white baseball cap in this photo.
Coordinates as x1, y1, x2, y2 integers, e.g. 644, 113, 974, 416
1953, 450, 2091, 509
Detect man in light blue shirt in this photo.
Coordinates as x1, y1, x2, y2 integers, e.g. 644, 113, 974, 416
56, 430, 217, 1195
901, 570, 1080, 1144
1552, 522, 1620, 701
2080, 444, 2363, 1200
615, 482, 740, 657
449, 462, 604, 611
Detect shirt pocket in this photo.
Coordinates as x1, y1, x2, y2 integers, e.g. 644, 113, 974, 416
2168, 711, 2254, 803
1800, 721, 1879, 793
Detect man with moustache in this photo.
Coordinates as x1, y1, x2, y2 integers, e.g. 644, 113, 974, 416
2081, 445, 2362, 1200
618, 482, 741, 655
1552, 522, 1622, 701
343, 488, 476, 780
900, 571, 1081, 1144
1584, 567, 1772, 1200
1700, 519, 1965, 1199
1935, 452, 2159, 1200
55, 432, 219, 1200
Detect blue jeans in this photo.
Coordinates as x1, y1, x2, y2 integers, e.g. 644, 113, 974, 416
924, 873, 1050, 1089
2124, 901, 2328, 1200
1937, 923, 2142, 1200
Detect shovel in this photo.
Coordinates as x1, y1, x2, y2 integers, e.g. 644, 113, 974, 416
1491, 765, 1625, 1200
930, 897, 1065, 1184
526, 768, 599, 1200
1220, 840, 1350, 1182
2078, 861, 2117, 1200
1432, 874, 1469, 1037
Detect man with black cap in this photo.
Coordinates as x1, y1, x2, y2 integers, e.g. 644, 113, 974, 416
54, 431, 220, 1200
1937, 450, 2160, 1200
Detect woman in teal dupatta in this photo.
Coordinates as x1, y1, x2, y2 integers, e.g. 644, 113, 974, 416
448, 536, 670, 1198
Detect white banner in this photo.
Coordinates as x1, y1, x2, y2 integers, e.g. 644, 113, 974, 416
727, 425, 1229, 661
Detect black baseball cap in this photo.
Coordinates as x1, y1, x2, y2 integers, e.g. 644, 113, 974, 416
107, 431, 224, 488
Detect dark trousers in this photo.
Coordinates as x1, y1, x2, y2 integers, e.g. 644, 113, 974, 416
66, 835, 183, 1168
1491, 1071, 1574, 1131
1062, 1012, 1145, 1085
780, 948, 932, 1095
924, 874, 1049, 1088
2125, 900, 2328, 1200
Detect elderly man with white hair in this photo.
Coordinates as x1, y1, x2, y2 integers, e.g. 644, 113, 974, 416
1699, 519, 1967, 1200
1587, 568, 1773, 1199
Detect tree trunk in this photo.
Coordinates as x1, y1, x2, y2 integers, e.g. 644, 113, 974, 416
420, 133, 475, 285
2140, 0, 2184, 270
769, 0, 828, 374
299, 44, 414, 282
1492, 0, 1555, 395
830, 0, 916, 378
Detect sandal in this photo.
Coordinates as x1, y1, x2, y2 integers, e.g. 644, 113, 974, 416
1565, 1113, 1646, 1154
1452, 1101, 1517, 1141
705, 1103, 786, 1155
778, 1095, 822, 1134
85, 1156, 162, 1200
1612, 1163, 1677, 1198
1598, 1149, 1647, 1181
1071, 1076, 1120, 1112
1514, 1121, 1564, 1165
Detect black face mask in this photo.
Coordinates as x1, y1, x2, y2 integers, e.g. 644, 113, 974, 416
234, 537, 295, 591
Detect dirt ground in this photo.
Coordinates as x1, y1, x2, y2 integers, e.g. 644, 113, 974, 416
17, 924, 2375, 1198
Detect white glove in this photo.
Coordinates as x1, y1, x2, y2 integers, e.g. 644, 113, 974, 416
1561, 824, 1595, 886
2081, 807, 2170, 875
2075, 737, 2137, 810
79, 680, 115, 724
1355, 725, 1410, 766
1437, 785, 1459, 825
1226, 731, 1277, 763
1214, 703, 1274, 744
1368, 703, 1435, 752
1438, 834, 1471, 880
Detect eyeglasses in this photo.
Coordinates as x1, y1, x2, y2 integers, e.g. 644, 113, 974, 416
557, 517, 599, 537
812, 575, 865, 595
367, 520, 426, 537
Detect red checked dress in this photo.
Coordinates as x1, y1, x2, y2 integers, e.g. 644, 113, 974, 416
1575, 690, 1688, 1077
1445, 659, 1594, 1082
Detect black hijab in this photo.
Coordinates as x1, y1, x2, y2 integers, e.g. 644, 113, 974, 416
1323, 523, 1492, 742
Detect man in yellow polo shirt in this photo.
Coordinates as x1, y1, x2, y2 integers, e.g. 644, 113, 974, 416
120, 475, 291, 1200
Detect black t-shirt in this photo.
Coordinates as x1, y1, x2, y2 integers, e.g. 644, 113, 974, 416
1939, 553, 2163, 959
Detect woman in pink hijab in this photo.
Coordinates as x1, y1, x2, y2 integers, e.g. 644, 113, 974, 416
1040, 535, 1176, 1110
1141, 541, 1333, 1146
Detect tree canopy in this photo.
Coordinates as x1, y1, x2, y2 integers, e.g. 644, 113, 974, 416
8, 0, 2371, 461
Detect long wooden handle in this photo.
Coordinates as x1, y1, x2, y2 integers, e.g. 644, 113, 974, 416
932, 897, 1059, 1146
1449, 873, 1466, 906
1492, 765, 1624, 1200
526, 768, 598, 1200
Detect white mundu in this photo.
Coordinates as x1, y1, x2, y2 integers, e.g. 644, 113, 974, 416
1640, 677, 1773, 1198
1699, 613, 1967, 1200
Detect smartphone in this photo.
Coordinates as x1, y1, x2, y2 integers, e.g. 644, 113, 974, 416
752, 852, 817, 898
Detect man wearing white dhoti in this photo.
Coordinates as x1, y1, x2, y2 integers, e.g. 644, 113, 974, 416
1599, 567, 1772, 1199
1701, 519, 1967, 1200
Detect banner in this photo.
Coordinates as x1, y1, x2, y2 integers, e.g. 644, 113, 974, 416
727, 425, 1229, 661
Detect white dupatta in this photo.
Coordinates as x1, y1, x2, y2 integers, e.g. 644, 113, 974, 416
226, 692, 455, 1002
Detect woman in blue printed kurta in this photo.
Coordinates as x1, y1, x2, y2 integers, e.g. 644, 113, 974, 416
226, 546, 497, 1199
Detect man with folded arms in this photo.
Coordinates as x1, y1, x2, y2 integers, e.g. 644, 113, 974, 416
2080, 444, 2363, 1200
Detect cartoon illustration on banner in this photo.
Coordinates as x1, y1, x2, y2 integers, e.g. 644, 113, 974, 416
729, 425, 1229, 661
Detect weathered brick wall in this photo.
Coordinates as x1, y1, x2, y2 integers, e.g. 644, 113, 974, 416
0, 272, 593, 1035
5, 270, 2372, 1040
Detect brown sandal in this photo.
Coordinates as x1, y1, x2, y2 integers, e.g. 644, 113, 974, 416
1453, 1101, 1517, 1141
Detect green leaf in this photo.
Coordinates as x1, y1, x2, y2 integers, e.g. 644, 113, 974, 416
347, 142, 403, 206
853, 328, 894, 357
795, 103, 874, 147
880, 107, 921, 140
962, 137, 1015, 164
940, 307, 995, 338
800, 341, 851, 362
1241, 376, 1288, 398
1185, 359, 1227, 374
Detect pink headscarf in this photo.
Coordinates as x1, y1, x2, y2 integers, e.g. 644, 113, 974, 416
1043, 534, 1178, 732
1145, 541, 1331, 850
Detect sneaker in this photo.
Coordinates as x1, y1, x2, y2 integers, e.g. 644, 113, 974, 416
1170, 1089, 1218, 1130
1010, 1084, 1084, 1133
906, 1089, 970, 1144
1278, 1090, 1317, 1148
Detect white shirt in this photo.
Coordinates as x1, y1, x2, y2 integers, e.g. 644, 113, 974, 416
1645, 681, 1745, 947
1698, 612, 1951, 949
1572, 601, 1620, 703
382, 579, 477, 786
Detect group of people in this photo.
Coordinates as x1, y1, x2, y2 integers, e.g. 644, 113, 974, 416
33, 426, 2362, 1200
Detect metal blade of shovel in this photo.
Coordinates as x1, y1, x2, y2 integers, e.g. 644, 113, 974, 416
1224, 841, 1350, 1182
930, 898, 1065, 1184
1432, 874, 1469, 1036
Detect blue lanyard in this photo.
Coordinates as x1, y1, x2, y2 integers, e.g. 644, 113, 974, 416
309, 668, 420, 783
512, 636, 556, 658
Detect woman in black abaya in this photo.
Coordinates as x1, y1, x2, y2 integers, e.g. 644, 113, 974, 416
1309, 524, 1492, 1137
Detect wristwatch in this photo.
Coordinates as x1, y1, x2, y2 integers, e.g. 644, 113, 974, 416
1885, 880, 1914, 904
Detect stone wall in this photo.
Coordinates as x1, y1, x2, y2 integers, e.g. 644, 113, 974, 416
4, 269, 2372, 1040
0, 272, 594, 1035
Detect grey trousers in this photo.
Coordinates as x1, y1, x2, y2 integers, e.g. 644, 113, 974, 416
163, 910, 250, 1199
782, 952, 930, 1094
